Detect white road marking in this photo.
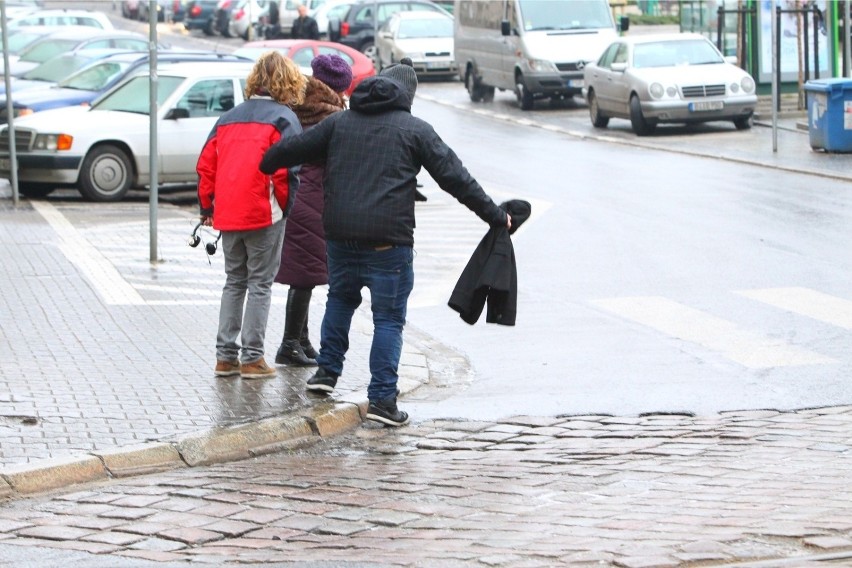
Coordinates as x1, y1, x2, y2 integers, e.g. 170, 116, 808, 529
737, 287, 852, 330
592, 296, 835, 368
32, 201, 146, 306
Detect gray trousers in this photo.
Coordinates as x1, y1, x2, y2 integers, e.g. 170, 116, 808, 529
216, 220, 285, 364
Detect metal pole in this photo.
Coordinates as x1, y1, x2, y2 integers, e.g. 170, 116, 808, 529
845, 0, 851, 77
1, 2, 19, 206
812, 6, 819, 80
771, 0, 778, 152
149, 0, 159, 262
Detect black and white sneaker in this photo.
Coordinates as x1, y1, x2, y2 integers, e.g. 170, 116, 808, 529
305, 367, 338, 394
366, 397, 409, 427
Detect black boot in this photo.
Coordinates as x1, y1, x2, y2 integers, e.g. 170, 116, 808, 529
300, 310, 318, 360
275, 288, 316, 366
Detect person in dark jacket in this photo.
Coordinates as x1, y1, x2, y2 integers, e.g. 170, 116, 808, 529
197, 51, 305, 380
290, 4, 319, 39
274, 54, 351, 367
260, 59, 510, 426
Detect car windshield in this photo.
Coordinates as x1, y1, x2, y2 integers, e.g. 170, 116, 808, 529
6, 30, 47, 54
19, 38, 80, 63
397, 17, 452, 39
633, 39, 724, 68
518, 0, 613, 31
91, 75, 184, 115
59, 61, 132, 91
22, 55, 97, 82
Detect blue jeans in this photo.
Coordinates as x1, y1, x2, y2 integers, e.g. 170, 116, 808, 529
317, 241, 414, 402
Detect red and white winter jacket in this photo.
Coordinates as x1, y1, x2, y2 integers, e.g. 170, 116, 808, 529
197, 95, 302, 231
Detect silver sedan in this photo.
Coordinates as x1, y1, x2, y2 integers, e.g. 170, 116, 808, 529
582, 33, 758, 135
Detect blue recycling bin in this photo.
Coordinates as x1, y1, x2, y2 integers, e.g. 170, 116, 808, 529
804, 79, 852, 153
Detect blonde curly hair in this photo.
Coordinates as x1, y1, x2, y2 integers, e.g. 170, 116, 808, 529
244, 50, 306, 106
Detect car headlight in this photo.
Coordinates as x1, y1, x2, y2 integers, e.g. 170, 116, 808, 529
740, 76, 755, 93
527, 58, 558, 73
33, 133, 73, 151
649, 82, 665, 99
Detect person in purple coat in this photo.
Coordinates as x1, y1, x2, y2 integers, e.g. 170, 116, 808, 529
274, 54, 352, 366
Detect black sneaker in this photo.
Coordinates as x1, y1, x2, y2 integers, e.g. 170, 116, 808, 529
366, 397, 409, 427
306, 367, 338, 394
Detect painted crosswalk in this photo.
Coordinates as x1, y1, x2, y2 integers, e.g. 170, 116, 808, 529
592, 293, 845, 369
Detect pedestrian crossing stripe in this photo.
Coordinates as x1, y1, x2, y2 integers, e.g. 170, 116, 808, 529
591, 296, 836, 369
736, 287, 852, 330
31, 200, 146, 306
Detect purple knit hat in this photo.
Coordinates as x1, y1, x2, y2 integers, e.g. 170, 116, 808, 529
311, 54, 353, 93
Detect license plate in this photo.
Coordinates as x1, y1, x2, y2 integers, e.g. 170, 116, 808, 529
0, 158, 10, 171
425, 61, 448, 69
689, 101, 724, 112
567, 79, 584, 88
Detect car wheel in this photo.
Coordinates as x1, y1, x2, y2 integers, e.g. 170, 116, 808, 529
361, 41, 376, 63
515, 75, 534, 111
78, 145, 133, 203
481, 85, 495, 102
205, 18, 217, 36
629, 94, 655, 136
588, 90, 609, 128
465, 68, 484, 102
18, 183, 55, 198
733, 114, 753, 130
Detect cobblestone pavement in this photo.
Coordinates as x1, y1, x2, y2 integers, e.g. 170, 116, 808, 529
1, 409, 852, 567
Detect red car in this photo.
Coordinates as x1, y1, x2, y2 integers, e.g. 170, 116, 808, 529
233, 39, 375, 97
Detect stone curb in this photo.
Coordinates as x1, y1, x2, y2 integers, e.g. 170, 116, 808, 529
0, 352, 430, 500
0, 403, 358, 498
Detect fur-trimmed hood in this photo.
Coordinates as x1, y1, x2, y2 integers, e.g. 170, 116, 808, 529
294, 76, 347, 127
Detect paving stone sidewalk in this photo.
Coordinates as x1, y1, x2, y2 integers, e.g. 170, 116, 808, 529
0, 409, 851, 567
0, 191, 430, 497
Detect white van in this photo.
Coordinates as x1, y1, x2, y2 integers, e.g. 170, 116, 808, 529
454, 0, 627, 110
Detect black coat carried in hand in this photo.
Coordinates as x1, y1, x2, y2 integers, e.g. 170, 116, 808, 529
448, 200, 531, 326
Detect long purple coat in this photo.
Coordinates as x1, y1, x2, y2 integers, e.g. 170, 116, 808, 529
275, 78, 346, 288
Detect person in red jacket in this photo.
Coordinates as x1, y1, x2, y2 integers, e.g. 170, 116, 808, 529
196, 51, 306, 380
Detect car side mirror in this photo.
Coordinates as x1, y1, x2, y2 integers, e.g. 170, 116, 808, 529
724, 55, 737, 65
611, 62, 627, 72
328, 17, 340, 41
500, 19, 510, 36
165, 107, 190, 120
619, 16, 629, 32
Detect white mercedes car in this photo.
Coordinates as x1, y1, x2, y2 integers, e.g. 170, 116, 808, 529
583, 33, 757, 135
0, 60, 253, 201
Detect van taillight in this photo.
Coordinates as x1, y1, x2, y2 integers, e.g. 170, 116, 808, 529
341, 22, 349, 36
190, 5, 201, 16
234, 8, 245, 20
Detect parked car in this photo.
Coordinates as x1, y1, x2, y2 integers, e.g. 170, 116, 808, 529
137, 0, 185, 23
311, 0, 355, 39
184, 0, 219, 35
226, 0, 268, 40
121, 1, 141, 20
6, 28, 159, 78
0, 48, 135, 97
0, 60, 255, 201
5, 8, 114, 30
233, 38, 374, 96
375, 11, 456, 78
328, 0, 449, 60
1, 51, 249, 125
582, 33, 758, 135
0, 25, 68, 64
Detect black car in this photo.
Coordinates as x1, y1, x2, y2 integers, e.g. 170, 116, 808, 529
328, 0, 448, 60
184, 0, 219, 35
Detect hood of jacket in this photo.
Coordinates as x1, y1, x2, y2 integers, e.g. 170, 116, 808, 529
294, 76, 347, 127
349, 76, 411, 115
